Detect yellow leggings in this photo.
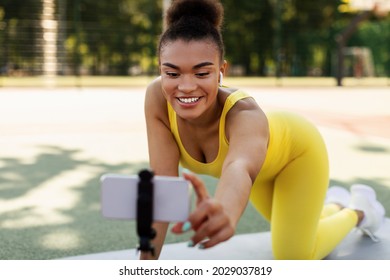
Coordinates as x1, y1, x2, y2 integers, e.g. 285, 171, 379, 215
249, 112, 358, 260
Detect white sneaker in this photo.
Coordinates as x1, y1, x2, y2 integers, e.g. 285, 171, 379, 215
325, 186, 350, 207
349, 184, 386, 242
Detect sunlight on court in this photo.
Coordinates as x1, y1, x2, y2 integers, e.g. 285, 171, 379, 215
0, 165, 99, 229
40, 230, 81, 250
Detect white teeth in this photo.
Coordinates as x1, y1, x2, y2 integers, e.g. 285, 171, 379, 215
178, 97, 200, 104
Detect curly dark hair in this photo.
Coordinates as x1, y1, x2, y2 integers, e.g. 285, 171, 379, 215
158, 0, 225, 61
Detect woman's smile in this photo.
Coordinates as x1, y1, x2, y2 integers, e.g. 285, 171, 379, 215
177, 96, 203, 106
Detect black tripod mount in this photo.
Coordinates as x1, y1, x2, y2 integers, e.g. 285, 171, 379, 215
136, 169, 156, 256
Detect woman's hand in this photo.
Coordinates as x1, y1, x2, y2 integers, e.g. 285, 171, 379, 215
171, 172, 235, 249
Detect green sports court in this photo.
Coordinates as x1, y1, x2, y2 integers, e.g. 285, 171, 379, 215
0, 79, 389, 259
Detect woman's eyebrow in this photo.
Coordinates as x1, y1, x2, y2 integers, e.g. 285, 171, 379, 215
161, 62, 214, 70
193, 62, 214, 69
162, 63, 180, 70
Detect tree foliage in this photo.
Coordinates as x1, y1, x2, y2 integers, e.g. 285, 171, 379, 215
65, 0, 162, 75
0, 0, 42, 73
0, 0, 389, 76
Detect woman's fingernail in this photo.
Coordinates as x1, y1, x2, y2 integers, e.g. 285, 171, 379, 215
187, 240, 194, 247
198, 243, 205, 250
181, 221, 191, 232
182, 168, 192, 175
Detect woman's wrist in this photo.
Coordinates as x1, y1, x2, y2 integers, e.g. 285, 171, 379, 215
139, 251, 158, 260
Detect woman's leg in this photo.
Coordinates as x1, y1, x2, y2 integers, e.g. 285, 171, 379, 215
249, 179, 274, 222
321, 203, 343, 218
270, 116, 358, 260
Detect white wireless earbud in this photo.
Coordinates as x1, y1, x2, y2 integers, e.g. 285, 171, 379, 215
219, 72, 223, 86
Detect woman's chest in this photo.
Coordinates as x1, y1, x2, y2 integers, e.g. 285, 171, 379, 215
178, 121, 221, 164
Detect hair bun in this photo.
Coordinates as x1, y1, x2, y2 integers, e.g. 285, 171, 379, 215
166, 0, 224, 31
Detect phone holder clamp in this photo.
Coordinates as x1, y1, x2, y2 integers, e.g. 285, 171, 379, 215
136, 169, 156, 256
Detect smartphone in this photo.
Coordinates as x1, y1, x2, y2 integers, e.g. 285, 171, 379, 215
101, 173, 191, 222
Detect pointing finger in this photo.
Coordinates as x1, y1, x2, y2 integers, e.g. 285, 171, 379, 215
183, 172, 209, 202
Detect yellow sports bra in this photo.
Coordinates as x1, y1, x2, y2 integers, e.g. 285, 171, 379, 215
167, 90, 252, 178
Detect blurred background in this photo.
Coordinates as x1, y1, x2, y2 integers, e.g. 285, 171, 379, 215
0, 0, 389, 86
0, 0, 389, 260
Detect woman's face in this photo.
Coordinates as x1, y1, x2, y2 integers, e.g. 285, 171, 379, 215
159, 39, 224, 122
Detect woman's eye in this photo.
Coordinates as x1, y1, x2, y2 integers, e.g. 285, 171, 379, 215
196, 72, 209, 77
166, 72, 179, 77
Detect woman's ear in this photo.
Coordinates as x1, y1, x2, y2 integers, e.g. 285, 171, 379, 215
220, 60, 228, 76
219, 60, 228, 86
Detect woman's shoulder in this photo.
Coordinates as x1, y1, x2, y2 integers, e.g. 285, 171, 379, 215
223, 88, 267, 124
146, 76, 162, 96
220, 87, 260, 112
145, 76, 165, 105
145, 77, 169, 122
223, 88, 268, 141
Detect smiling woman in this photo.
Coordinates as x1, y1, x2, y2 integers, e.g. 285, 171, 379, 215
159, 39, 225, 122
142, 0, 386, 260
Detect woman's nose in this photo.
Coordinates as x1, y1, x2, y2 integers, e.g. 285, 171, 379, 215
178, 75, 197, 93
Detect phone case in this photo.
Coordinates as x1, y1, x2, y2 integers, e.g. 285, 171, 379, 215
101, 174, 191, 222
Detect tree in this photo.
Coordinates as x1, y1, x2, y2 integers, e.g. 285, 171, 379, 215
0, 0, 42, 74
221, 0, 341, 76
65, 0, 162, 75
1, 0, 388, 78
221, 0, 273, 75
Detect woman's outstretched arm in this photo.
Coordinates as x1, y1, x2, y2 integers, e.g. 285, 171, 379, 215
141, 78, 181, 259
172, 98, 269, 249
